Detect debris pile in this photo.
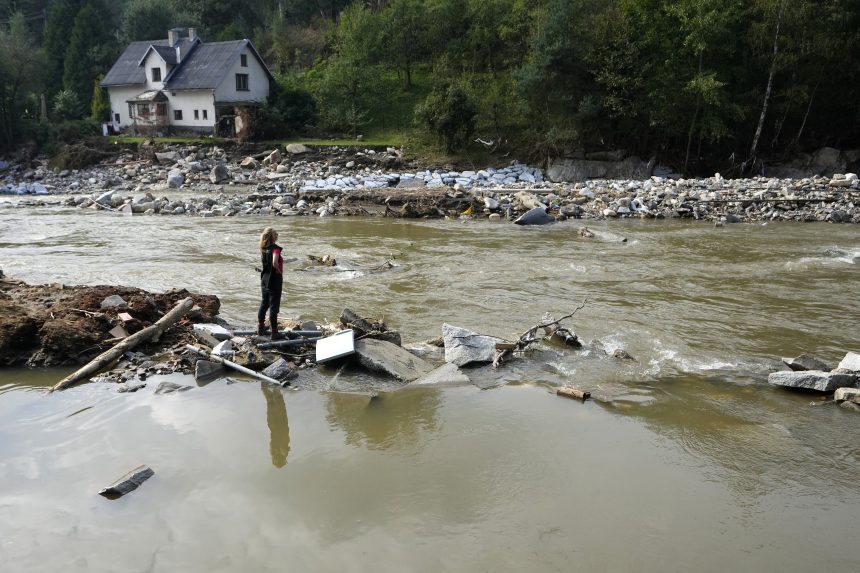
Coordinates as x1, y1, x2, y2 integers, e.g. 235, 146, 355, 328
768, 351, 860, 409
2, 143, 858, 223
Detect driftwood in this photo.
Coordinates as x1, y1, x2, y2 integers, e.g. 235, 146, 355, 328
557, 386, 591, 401
493, 299, 588, 367
48, 297, 194, 393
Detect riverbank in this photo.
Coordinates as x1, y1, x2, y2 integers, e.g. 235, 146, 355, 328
2, 143, 859, 224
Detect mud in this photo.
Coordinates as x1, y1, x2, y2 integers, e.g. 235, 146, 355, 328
0, 273, 220, 367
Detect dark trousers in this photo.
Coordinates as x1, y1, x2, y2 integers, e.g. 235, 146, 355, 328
258, 284, 282, 326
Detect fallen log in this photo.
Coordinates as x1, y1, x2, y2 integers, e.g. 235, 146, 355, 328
98, 465, 154, 499
184, 345, 286, 386
557, 386, 591, 401
48, 297, 195, 393
493, 299, 588, 367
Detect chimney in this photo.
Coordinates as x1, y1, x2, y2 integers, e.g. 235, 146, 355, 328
168, 28, 180, 46
188, 28, 197, 41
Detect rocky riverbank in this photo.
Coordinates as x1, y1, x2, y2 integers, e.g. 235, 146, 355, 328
2, 143, 859, 223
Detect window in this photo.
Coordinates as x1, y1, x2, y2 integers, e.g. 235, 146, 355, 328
114, 113, 120, 123
203, 109, 208, 120
236, 73, 249, 91
152, 67, 161, 82
174, 110, 183, 120
194, 110, 199, 120
240, 54, 248, 67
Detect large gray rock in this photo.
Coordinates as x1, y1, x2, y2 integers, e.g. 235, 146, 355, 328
285, 143, 311, 154
768, 370, 857, 392
782, 354, 832, 372
167, 170, 184, 188
194, 359, 225, 383
100, 294, 127, 309
411, 363, 471, 386
547, 156, 652, 182
262, 358, 296, 382
354, 338, 435, 381
834, 387, 860, 403
837, 352, 860, 372
443, 323, 498, 367
210, 163, 228, 184
514, 206, 554, 226
155, 151, 179, 163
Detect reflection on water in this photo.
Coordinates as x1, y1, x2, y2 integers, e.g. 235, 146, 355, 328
325, 388, 441, 450
261, 384, 290, 468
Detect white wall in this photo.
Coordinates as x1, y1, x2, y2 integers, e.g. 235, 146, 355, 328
164, 90, 216, 130
143, 50, 167, 91
214, 45, 270, 104
107, 85, 144, 128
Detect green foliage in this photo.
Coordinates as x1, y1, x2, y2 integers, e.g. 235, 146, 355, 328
63, 1, 113, 112
52, 89, 83, 121
90, 75, 110, 122
415, 82, 477, 152
0, 10, 45, 149
121, 0, 199, 42
256, 76, 318, 139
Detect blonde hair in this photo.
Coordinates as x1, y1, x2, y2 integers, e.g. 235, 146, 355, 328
259, 227, 278, 250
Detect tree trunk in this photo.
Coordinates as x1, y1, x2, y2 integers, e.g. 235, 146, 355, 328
47, 297, 195, 393
749, 0, 785, 163
792, 76, 821, 149
685, 52, 704, 172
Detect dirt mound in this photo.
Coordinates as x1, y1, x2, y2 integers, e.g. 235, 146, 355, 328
0, 276, 221, 367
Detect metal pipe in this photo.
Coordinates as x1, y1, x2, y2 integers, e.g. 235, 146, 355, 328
256, 337, 324, 350
185, 345, 285, 386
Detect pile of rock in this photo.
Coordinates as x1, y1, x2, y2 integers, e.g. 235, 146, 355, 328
768, 352, 860, 409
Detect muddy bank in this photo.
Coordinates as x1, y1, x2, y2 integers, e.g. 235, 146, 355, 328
3, 143, 859, 224
0, 271, 219, 367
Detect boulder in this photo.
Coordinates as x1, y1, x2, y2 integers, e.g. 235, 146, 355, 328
192, 323, 232, 341
411, 363, 471, 386
240, 157, 260, 169
210, 163, 228, 184
837, 352, 860, 372
262, 358, 297, 382
514, 206, 554, 226
155, 151, 179, 164
767, 370, 857, 392
397, 178, 426, 189
285, 143, 310, 154
194, 359, 225, 383
354, 338, 435, 381
167, 170, 184, 188
782, 354, 832, 372
442, 323, 498, 367
834, 387, 860, 403
100, 294, 127, 309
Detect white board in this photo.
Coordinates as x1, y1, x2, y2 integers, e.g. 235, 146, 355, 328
315, 329, 355, 363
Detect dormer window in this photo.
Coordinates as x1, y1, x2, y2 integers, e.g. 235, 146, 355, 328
152, 67, 162, 82
240, 54, 247, 67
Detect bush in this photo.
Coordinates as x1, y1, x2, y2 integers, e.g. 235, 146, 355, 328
52, 90, 84, 121
256, 81, 318, 140
415, 82, 477, 152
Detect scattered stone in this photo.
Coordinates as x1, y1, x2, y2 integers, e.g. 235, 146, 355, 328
354, 338, 435, 382
116, 382, 146, 393
782, 354, 832, 372
100, 295, 128, 309
212, 339, 234, 356
98, 465, 154, 498
837, 352, 860, 372
442, 323, 499, 367
285, 143, 310, 154
194, 359, 225, 382
210, 163, 228, 184
261, 358, 297, 382
768, 370, 857, 392
167, 170, 184, 188
192, 323, 232, 341
612, 348, 634, 360
834, 387, 860, 403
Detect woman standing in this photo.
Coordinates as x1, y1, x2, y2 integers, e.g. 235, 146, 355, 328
258, 227, 284, 339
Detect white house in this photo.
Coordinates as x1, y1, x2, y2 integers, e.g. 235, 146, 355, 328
101, 28, 273, 137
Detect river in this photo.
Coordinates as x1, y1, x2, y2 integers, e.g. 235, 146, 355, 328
1, 203, 859, 572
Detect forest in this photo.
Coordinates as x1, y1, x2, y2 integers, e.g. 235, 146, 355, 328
0, 0, 858, 174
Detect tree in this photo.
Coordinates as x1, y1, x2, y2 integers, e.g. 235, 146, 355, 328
416, 82, 477, 152
90, 74, 109, 122
382, 0, 429, 89
0, 11, 45, 147
121, 0, 199, 42
62, 1, 112, 118
43, 0, 83, 97
52, 89, 82, 120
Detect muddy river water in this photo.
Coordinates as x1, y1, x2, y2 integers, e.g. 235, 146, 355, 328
1, 204, 860, 572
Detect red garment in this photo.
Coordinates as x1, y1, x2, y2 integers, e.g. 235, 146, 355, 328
272, 246, 283, 274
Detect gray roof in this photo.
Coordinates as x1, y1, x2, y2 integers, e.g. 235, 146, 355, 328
101, 40, 170, 86
102, 37, 273, 91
